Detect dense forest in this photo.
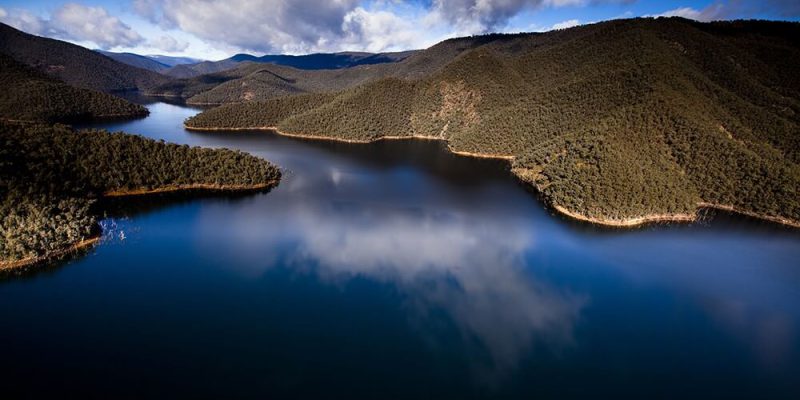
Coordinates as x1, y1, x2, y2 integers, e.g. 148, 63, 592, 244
185, 17, 800, 225
0, 121, 281, 266
0, 22, 168, 92
0, 54, 148, 122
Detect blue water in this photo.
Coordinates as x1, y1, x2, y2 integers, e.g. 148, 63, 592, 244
2, 100, 799, 399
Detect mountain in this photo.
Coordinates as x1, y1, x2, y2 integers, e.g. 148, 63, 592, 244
163, 50, 416, 78
185, 17, 800, 226
0, 54, 147, 122
163, 59, 241, 79
147, 36, 501, 103
147, 55, 202, 67
96, 51, 171, 72
0, 22, 168, 92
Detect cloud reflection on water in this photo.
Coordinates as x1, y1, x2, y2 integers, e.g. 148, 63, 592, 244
194, 194, 585, 376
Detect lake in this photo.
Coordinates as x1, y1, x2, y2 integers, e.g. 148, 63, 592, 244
2, 99, 799, 399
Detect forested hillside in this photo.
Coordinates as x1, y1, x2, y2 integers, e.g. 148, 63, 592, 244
0, 23, 168, 92
0, 121, 281, 267
186, 17, 800, 226
148, 34, 512, 104
0, 54, 148, 122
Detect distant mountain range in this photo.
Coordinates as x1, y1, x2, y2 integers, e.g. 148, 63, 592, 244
162, 50, 416, 78
93, 46, 416, 79
146, 54, 203, 67
96, 51, 203, 73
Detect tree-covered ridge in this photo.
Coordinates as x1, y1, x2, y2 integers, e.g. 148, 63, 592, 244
0, 55, 148, 122
147, 33, 517, 105
0, 121, 281, 265
0, 22, 168, 93
186, 18, 800, 225
185, 93, 337, 128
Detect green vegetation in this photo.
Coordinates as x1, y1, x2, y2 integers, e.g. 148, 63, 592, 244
0, 121, 281, 266
0, 55, 148, 122
186, 93, 336, 128
147, 34, 510, 104
186, 18, 800, 225
0, 22, 286, 268
0, 22, 168, 92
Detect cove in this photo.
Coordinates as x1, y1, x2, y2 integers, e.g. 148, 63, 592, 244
1, 98, 799, 399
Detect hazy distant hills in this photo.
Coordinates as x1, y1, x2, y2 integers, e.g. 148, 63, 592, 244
162, 50, 416, 78
96, 51, 204, 72
97, 51, 171, 72
185, 18, 800, 225
0, 23, 168, 92
146, 55, 203, 67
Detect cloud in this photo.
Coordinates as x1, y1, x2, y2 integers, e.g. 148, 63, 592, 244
192, 191, 585, 374
551, 19, 581, 30
132, 0, 160, 22
130, 0, 632, 54
148, 35, 189, 52
135, 0, 361, 54
340, 7, 432, 52
0, 8, 51, 36
651, 3, 728, 22
428, 0, 630, 35
652, 0, 800, 22
0, 3, 143, 49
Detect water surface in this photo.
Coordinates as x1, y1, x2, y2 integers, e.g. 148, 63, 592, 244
2, 100, 799, 399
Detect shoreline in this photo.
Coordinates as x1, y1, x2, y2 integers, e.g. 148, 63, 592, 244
2, 180, 280, 271
552, 205, 699, 227
104, 181, 278, 197
185, 125, 516, 160
0, 236, 101, 272
186, 123, 800, 229
698, 203, 800, 229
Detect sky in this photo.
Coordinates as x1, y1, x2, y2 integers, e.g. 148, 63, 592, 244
0, 0, 798, 60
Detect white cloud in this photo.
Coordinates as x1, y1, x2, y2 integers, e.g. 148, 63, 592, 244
0, 3, 143, 49
148, 35, 189, 52
551, 19, 581, 30
651, 4, 727, 22
341, 7, 435, 53
0, 8, 50, 36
